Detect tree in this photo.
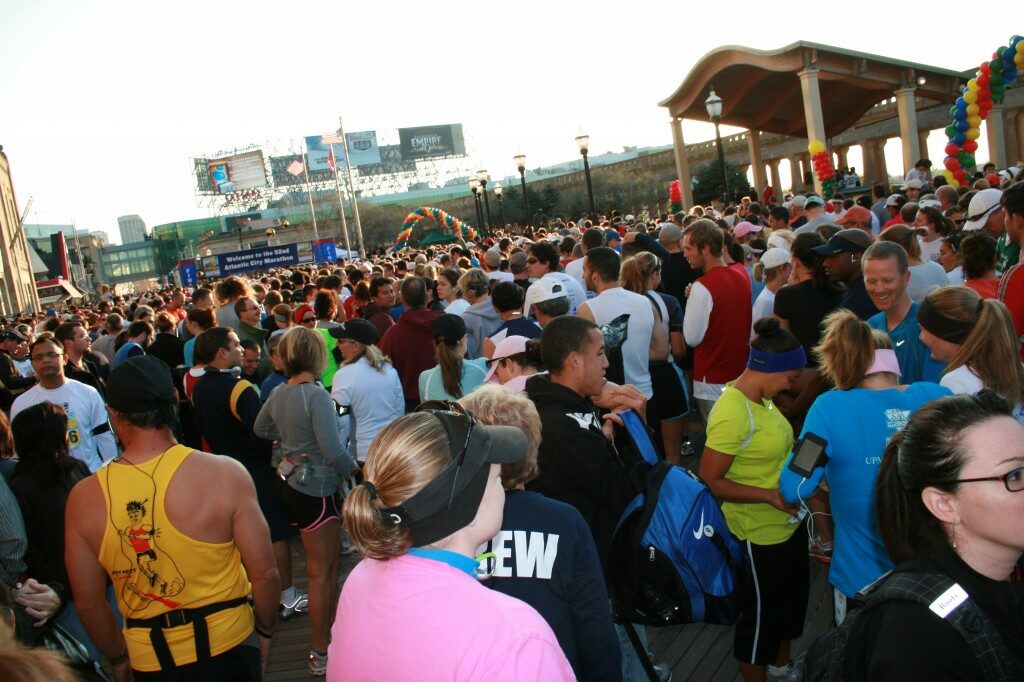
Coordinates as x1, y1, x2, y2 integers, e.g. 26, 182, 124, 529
691, 161, 751, 206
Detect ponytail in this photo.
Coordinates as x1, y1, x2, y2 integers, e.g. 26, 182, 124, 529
435, 339, 465, 398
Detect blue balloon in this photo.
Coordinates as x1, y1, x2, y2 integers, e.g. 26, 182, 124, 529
954, 108, 968, 121
953, 132, 967, 145
955, 119, 970, 132
1005, 67, 1018, 82
956, 96, 967, 109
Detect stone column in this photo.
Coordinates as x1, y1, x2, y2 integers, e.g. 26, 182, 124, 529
986, 104, 1008, 169
789, 156, 803, 192
746, 129, 767, 194
918, 129, 931, 164
894, 87, 922, 177
835, 145, 849, 171
798, 68, 827, 195
670, 117, 695, 208
769, 160, 783, 197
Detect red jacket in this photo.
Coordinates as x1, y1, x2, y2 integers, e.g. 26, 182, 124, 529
379, 307, 443, 401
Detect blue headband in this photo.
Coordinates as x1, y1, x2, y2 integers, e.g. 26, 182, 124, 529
747, 346, 807, 373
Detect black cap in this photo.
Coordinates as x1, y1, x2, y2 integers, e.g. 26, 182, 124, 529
381, 408, 527, 547
431, 314, 466, 346
107, 355, 176, 413
328, 319, 379, 346
811, 228, 872, 256
0, 329, 28, 343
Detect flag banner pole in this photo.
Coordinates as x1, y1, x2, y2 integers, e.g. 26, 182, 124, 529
329, 147, 352, 257
338, 115, 365, 259
301, 152, 319, 242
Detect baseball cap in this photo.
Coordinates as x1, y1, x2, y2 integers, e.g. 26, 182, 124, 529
604, 229, 621, 244
900, 179, 924, 190
812, 228, 872, 256
431, 314, 466, 345
804, 195, 825, 209
45, 308, 57, 317
835, 205, 873, 226
657, 223, 682, 244
483, 248, 501, 268
760, 247, 791, 270
0, 329, 28, 343
790, 195, 808, 208
380, 405, 527, 546
484, 335, 530, 383
733, 221, 763, 238
963, 188, 1003, 231
885, 194, 903, 207
328, 319, 379, 346
766, 232, 792, 251
523, 278, 568, 314
107, 355, 176, 414
509, 251, 529, 274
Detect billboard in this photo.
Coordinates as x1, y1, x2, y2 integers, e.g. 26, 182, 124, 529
205, 150, 268, 194
305, 131, 382, 172
398, 124, 466, 160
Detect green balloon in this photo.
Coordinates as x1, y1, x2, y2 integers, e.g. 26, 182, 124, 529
959, 153, 975, 167
946, 124, 958, 137
997, 46, 1007, 56
991, 59, 1004, 73
991, 73, 1004, 86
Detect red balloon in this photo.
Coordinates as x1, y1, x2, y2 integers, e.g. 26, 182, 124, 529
945, 143, 961, 156
988, 173, 1001, 185
955, 169, 968, 182
978, 72, 990, 86
944, 157, 960, 171
964, 140, 979, 153
980, 62, 992, 74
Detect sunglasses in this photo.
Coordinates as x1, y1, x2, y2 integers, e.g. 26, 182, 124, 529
955, 466, 1024, 493
415, 400, 476, 509
301, 316, 316, 323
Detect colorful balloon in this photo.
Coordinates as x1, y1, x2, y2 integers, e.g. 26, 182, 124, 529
807, 140, 826, 155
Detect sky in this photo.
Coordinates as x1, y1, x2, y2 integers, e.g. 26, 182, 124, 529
0, 1, 1015, 243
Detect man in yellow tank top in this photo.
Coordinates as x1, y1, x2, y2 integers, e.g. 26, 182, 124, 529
65, 356, 280, 681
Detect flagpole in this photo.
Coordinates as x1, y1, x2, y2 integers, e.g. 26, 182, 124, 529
301, 152, 319, 242
338, 115, 365, 259
330, 148, 352, 258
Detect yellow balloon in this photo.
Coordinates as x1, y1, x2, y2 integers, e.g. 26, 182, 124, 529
967, 78, 979, 91
968, 115, 982, 128
949, 178, 960, 189
1018, 41, 1024, 54
1016, 53, 1024, 66
964, 90, 978, 104
966, 127, 981, 141
807, 139, 825, 155
967, 103, 980, 116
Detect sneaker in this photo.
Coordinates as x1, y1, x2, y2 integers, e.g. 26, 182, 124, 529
653, 662, 672, 682
767, 661, 801, 681
309, 649, 328, 676
280, 588, 309, 620
809, 536, 834, 564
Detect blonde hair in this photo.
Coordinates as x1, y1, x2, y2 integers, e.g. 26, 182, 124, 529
457, 268, 490, 303
459, 385, 540, 490
343, 413, 450, 559
0, 612, 77, 681
815, 309, 893, 389
880, 224, 925, 260
619, 252, 660, 294
342, 342, 392, 372
927, 287, 1024, 406
279, 326, 326, 376
753, 259, 789, 284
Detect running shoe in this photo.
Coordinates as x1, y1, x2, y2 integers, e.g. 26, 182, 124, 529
309, 649, 328, 676
768, 661, 801, 681
809, 536, 833, 564
280, 589, 309, 620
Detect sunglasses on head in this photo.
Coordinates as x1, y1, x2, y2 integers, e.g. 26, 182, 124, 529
415, 400, 476, 510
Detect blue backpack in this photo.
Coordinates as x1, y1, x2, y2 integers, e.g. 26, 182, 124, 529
608, 410, 744, 626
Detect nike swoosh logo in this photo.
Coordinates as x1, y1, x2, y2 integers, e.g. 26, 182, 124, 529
896, 340, 906, 347
693, 510, 705, 540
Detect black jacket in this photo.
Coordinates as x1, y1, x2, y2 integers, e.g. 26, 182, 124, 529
524, 375, 638, 577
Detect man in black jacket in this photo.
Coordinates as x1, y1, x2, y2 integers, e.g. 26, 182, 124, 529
0, 329, 36, 412
55, 321, 107, 398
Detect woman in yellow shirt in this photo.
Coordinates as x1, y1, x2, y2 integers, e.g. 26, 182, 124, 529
700, 317, 808, 682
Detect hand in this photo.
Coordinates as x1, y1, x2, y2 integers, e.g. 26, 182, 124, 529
258, 632, 271, 673
113, 659, 134, 682
684, 283, 693, 299
13, 579, 61, 626
592, 382, 647, 414
767, 489, 798, 516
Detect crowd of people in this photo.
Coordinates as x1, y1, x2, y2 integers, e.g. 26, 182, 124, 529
0, 162, 1022, 682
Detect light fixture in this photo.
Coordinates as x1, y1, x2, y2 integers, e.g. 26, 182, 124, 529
575, 135, 589, 154
469, 178, 480, 191
916, 75, 927, 86
705, 89, 723, 120
476, 169, 489, 182
514, 153, 526, 171
493, 182, 503, 197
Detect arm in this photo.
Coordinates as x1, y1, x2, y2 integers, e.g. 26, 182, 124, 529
682, 282, 712, 346
699, 447, 795, 514
481, 336, 496, 360
310, 390, 354, 477
0, 358, 35, 390
669, 330, 685, 363
647, 300, 670, 360
625, 231, 671, 259
576, 301, 595, 322
252, 393, 280, 441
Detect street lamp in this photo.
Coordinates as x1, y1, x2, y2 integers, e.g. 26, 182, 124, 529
469, 178, 485, 229
575, 134, 596, 215
705, 87, 730, 205
476, 169, 493, 231
514, 153, 530, 223
494, 182, 506, 229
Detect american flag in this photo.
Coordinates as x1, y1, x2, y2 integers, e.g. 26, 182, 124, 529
286, 160, 304, 176
321, 130, 345, 145
327, 148, 336, 172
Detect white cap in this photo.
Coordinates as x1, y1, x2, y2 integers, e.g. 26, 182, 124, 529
523, 277, 569, 314
963, 188, 1003, 231
760, 247, 791, 270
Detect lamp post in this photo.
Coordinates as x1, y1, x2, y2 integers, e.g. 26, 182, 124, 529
575, 134, 596, 215
476, 169, 493, 231
469, 179, 484, 229
494, 182, 506, 229
705, 87, 730, 205
514, 153, 530, 223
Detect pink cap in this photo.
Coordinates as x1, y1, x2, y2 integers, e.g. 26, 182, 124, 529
733, 221, 763, 238
484, 335, 530, 383
866, 349, 900, 377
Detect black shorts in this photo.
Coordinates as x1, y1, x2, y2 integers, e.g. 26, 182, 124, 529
245, 462, 296, 543
733, 522, 809, 665
650, 361, 690, 421
280, 483, 342, 532
134, 641, 259, 681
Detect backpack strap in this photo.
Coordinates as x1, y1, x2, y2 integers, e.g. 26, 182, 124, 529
861, 570, 1018, 681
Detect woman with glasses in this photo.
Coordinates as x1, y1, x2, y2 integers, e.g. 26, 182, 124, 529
329, 406, 574, 680
855, 392, 1024, 678
292, 304, 317, 329
254, 326, 356, 676
917, 286, 1024, 423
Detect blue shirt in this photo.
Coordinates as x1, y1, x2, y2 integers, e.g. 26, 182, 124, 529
868, 302, 945, 383
780, 383, 951, 596
183, 337, 197, 368
112, 342, 144, 368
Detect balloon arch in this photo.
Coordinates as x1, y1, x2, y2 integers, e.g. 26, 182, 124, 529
393, 207, 477, 251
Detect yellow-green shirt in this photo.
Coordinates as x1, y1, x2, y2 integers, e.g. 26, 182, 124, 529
705, 385, 795, 545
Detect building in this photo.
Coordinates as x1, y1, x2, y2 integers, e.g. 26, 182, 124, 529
98, 241, 160, 289
0, 146, 42, 315
117, 214, 147, 244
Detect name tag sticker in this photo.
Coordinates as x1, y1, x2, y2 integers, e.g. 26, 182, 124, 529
929, 583, 969, 619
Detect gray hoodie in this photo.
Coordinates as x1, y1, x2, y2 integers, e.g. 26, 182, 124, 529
461, 297, 501, 360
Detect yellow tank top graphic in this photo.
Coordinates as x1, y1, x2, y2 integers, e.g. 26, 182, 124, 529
97, 445, 253, 671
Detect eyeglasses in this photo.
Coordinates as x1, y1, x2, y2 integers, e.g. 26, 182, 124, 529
31, 352, 62, 362
954, 466, 1024, 492
965, 204, 999, 225
415, 400, 476, 509
301, 316, 316, 323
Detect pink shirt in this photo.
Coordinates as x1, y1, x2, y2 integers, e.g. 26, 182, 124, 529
328, 554, 575, 681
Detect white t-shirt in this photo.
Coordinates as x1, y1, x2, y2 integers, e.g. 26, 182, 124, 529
582, 287, 654, 398
941, 365, 1024, 424
563, 257, 586, 290
445, 298, 471, 316
11, 379, 117, 472
331, 357, 405, 463
486, 271, 514, 283
919, 237, 942, 264
751, 287, 777, 339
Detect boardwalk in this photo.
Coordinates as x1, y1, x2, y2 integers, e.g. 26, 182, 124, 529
265, 538, 834, 680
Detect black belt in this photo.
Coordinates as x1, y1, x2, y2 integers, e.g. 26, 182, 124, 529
126, 596, 251, 671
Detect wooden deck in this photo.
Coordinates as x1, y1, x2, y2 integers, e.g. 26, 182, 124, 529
265, 538, 834, 680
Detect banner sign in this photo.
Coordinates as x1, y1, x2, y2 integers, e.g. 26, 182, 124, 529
204, 150, 268, 194
305, 131, 382, 172
199, 239, 338, 277
312, 238, 337, 263
177, 259, 198, 288
398, 124, 466, 160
